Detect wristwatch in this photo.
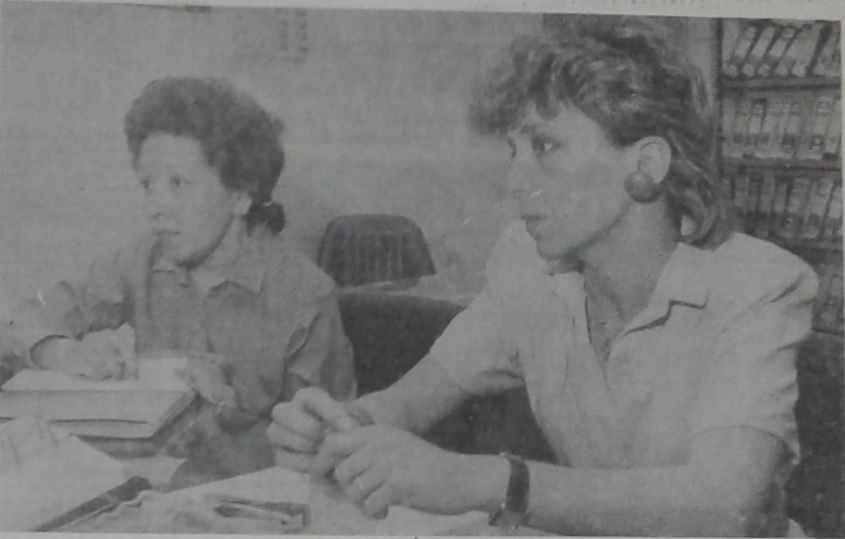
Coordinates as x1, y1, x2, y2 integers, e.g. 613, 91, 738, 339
489, 452, 530, 530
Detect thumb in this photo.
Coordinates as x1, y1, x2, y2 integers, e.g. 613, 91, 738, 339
296, 388, 356, 432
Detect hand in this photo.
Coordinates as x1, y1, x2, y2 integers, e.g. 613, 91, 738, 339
314, 425, 467, 518
33, 333, 136, 380
267, 387, 358, 473
174, 352, 237, 407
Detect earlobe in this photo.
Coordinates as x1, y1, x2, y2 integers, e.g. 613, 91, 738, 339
233, 195, 252, 218
637, 137, 672, 185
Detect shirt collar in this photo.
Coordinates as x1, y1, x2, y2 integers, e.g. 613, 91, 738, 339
152, 234, 267, 294
621, 241, 709, 335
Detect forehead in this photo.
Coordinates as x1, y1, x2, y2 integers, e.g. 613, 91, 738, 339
138, 134, 206, 169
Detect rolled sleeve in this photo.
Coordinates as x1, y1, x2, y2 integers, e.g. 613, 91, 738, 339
429, 280, 523, 395
691, 258, 818, 459
284, 291, 356, 402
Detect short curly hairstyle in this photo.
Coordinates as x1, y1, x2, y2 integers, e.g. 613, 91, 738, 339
124, 77, 285, 206
469, 15, 733, 248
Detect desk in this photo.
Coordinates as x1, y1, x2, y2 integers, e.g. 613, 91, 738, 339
60, 467, 546, 535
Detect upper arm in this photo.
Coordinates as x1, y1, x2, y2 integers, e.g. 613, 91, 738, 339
691, 256, 817, 460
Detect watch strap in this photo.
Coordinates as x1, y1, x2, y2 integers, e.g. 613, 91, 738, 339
489, 452, 530, 529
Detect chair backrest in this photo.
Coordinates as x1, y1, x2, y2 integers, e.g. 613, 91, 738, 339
318, 215, 436, 287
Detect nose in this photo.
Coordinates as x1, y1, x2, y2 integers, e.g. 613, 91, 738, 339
504, 150, 543, 202
143, 179, 176, 224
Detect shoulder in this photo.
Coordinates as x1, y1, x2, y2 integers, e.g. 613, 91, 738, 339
259, 232, 338, 305
696, 233, 818, 317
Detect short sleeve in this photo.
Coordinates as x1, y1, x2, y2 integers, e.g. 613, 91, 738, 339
691, 257, 818, 458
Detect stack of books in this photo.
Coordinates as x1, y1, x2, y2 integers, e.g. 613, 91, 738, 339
814, 260, 844, 334
721, 91, 841, 161
723, 20, 840, 79
723, 171, 842, 244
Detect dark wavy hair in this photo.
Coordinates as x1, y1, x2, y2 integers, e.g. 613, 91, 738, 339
124, 77, 286, 234
469, 15, 733, 248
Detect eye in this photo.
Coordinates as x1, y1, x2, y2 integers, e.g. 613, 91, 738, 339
531, 135, 561, 157
139, 177, 151, 191
169, 176, 184, 189
506, 139, 517, 158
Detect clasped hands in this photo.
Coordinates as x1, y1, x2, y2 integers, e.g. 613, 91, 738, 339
267, 387, 469, 519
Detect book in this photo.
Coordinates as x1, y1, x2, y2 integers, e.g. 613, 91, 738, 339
758, 24, 799, 77
721, 95, 738, 157
790, 22, 826, 78
720, 175, 734, 201
0, 358, 196, 440
822, 184, 843, 241
763, 94, 797, 159
823, 97, 842, 160
771, 175, 792, 236
741, 23, 779, 78
755, 172, 778, 238
774, 96, 807, 160
801, 175, 836, 240
745, 172, 764, 233
774, 24, 811, 77
729, 97, 753, 159
817, 268, 843, 331
798, 94, 835, 160
811, 23, 840, 77
755, 95, 787, 158
779, 176, 812, 239
743, 97, 768, 158
733, 173, 750, 219
724, 22, 761, 78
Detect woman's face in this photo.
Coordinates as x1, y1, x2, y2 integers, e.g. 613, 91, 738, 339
137, 134, 240, 266
505, 103, 636, 262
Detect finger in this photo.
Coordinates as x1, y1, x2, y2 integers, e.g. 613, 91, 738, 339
267, 423, 319, 454
361, 483, 395, 519
271, 403, 325, 442
92, 340, 124, 379
310, 435, 357, 478
341, 465, 387, 505
273, 450, 315, 473
295, 388, 356, 432
333, 447, 373, 485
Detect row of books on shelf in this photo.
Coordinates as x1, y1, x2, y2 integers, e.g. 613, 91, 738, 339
813, 260, 843, 334
721, 91, 841, 161
723, 19, 840, 79
723, 171, 842, 243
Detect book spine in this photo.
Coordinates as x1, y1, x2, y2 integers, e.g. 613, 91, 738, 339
746, 172, 764, 233
774, 24, 810, 77
775, 96, 806, 159
721, 95, 738, 157
823, 97, 842, 160
758, 24, 799, 77
720, 175, 734, 201
725, 23, 761, 78
798, 94, 835, 160
730, 97, 753, 159
733, 173, 750, 220
779, 176, 812, 239
822, 184, 843, 241
741, 23, 779, 78
755, 172, 778, 238
801, 175, 836, 240
811, 23, 840, 77
743, 97, 768, 157
817, 267, 843, 331
813, 261, 835, 319
756, 95, 787, 158
771, 175, 792, 236
790, 22, 825, 78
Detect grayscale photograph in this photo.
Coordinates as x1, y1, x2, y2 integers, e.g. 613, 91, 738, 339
0, 0, 841, 535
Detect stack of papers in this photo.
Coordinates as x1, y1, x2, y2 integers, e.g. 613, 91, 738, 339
0, 358, 195, 439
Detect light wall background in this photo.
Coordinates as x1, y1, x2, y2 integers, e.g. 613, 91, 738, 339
0, 3, 715, 313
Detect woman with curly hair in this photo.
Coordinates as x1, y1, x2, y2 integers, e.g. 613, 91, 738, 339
4, 77, 356, 486
268, 16, 816, 536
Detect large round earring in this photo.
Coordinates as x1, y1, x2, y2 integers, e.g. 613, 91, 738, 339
624, 171, 661, 204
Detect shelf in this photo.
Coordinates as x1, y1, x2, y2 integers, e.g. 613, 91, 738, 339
753, 235, 843, 253
723, 158, 842, 171
721, 76, 840, 91
812, 326, 845, 339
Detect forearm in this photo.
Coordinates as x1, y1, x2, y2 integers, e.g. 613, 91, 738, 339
351, 355, 470, 434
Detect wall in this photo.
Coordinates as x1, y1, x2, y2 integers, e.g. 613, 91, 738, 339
0, 4, 715, 312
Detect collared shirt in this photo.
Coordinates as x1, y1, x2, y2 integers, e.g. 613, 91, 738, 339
431, 222, 817, 534
6, 226, 356, 420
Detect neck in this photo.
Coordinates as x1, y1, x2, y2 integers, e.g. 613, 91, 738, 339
193, 217, 245, 273
580, 201, 679, 322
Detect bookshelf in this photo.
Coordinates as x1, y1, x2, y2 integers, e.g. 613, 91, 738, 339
718, 18, 843, 537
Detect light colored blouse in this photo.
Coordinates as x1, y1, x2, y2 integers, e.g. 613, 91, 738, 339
430, 221, 817, 534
